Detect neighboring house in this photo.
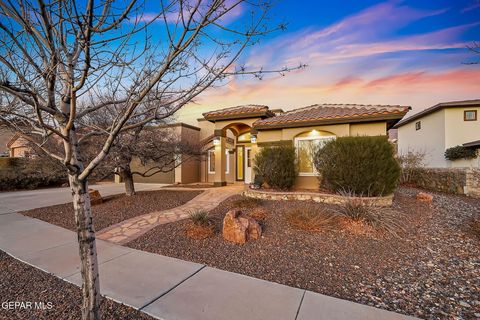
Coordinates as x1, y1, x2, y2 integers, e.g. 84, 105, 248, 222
134, 103, 410, 189
394, 99, 480, 168
6, 132, 33, 158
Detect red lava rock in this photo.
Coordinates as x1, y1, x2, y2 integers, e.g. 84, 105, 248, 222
223, 209, 262, 244
416, 192, 433, 202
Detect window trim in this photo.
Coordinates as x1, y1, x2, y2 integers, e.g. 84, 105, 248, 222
295, 135, 336, 176
464, 110, 477, 121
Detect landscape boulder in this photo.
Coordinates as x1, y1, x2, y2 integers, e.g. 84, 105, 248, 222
223, 209, 262, 244
88, 189, 103, 205
416, 192, 433, 203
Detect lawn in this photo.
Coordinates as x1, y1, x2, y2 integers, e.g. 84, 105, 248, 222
21, 190, 202, 232
126, 187, 480, 319
0, 250, 153, 319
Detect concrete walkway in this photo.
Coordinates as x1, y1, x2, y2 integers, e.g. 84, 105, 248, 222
97, 185, 243, 244
0, 212, 417, 320
0, 182, 168, 214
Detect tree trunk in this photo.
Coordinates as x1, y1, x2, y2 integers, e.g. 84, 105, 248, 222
70, 174, 101, 320
66, 125, 101, 320
122, 165, 136, 196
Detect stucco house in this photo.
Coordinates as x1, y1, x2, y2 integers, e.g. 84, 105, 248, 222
134, 103, 410, 189
394, 99, 480, 168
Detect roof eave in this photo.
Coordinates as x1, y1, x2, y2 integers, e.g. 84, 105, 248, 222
203, 111, 274, 122
254, 113, 408, 130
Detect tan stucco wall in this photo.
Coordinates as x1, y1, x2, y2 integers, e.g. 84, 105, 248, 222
398, 107, 480, 168
350, 122, 386, 136
130, 157, 175, 184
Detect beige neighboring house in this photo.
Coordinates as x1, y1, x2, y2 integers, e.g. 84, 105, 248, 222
130, 103, 410, 189
5, 132, 33, 158
394, 99, 480, 168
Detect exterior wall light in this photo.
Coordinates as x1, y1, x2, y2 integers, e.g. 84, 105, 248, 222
251, 135, 257, 144
213, 137, 221, 145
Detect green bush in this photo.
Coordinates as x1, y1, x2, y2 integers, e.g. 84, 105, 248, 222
313, 136, 400, 196
0, 157, 67, 191
253, 145, 297, 190
444, 145, 477, 161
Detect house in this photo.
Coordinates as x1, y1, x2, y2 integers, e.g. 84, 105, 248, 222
394, 99, 480, 168
6, 132, 33, 158
132, 103, 410, 189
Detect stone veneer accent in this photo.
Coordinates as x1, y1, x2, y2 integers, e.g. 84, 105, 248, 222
243, 189, 393, 207
411, 168, 480, 198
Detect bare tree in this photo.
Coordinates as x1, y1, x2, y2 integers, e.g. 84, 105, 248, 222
0, 1, 302, 319
465, 41, 480, 65
89, 125, 202, 196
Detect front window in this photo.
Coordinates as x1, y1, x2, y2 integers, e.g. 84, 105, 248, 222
208, 150, 215, 173
295, 136, 335, 175
208, 149, 229, 174
464, 110, 477, 121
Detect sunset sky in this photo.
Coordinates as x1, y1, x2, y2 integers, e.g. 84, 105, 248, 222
171, 0, 480, 124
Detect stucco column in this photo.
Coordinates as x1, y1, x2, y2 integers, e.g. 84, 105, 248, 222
214, 130, 227, 187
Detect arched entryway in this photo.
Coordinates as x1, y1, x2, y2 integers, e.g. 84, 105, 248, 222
211, 122, 257, 186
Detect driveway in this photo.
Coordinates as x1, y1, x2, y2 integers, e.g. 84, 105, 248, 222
0, 183, 167, 214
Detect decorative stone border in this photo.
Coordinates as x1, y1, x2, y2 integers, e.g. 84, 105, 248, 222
243, 189, 393, 207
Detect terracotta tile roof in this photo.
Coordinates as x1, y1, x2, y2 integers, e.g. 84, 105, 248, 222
393, 99, 480, 128
253, 104, 410, 129
203, 105, 274, 121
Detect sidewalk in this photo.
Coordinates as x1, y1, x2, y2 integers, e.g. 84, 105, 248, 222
0, 182, 168, 214
97, 185, 243, 244
0, 212, 417, 320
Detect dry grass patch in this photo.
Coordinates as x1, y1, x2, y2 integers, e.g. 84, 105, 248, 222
247, 207, 268, 221
334, 192, 405, 237
286, 204, 340, 232
186, 210, 215, 240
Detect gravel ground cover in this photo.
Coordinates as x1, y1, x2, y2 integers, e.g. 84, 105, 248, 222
0, 250, 152, 320
21, 190, 202, 232
127, 187, 480, 319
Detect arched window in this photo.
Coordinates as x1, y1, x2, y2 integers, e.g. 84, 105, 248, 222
295, 132, 335, 175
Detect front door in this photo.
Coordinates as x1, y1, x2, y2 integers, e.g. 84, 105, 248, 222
245, 147, 252, 184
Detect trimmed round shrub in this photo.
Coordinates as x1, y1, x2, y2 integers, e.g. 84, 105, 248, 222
313, 136, 400, 196
253, 145, 297, 190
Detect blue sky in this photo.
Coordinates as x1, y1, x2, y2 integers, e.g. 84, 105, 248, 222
143, 0, 480, 121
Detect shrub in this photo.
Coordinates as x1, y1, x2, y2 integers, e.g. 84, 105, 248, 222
253, 145, 297, 190
397, 150, 426, 184
313, 136, 400, 196
0, 157, 67, 191
188, 209, 211, 226
335, 190, 404, 237
286, 204, 340, 232
444, 146, 477, 161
